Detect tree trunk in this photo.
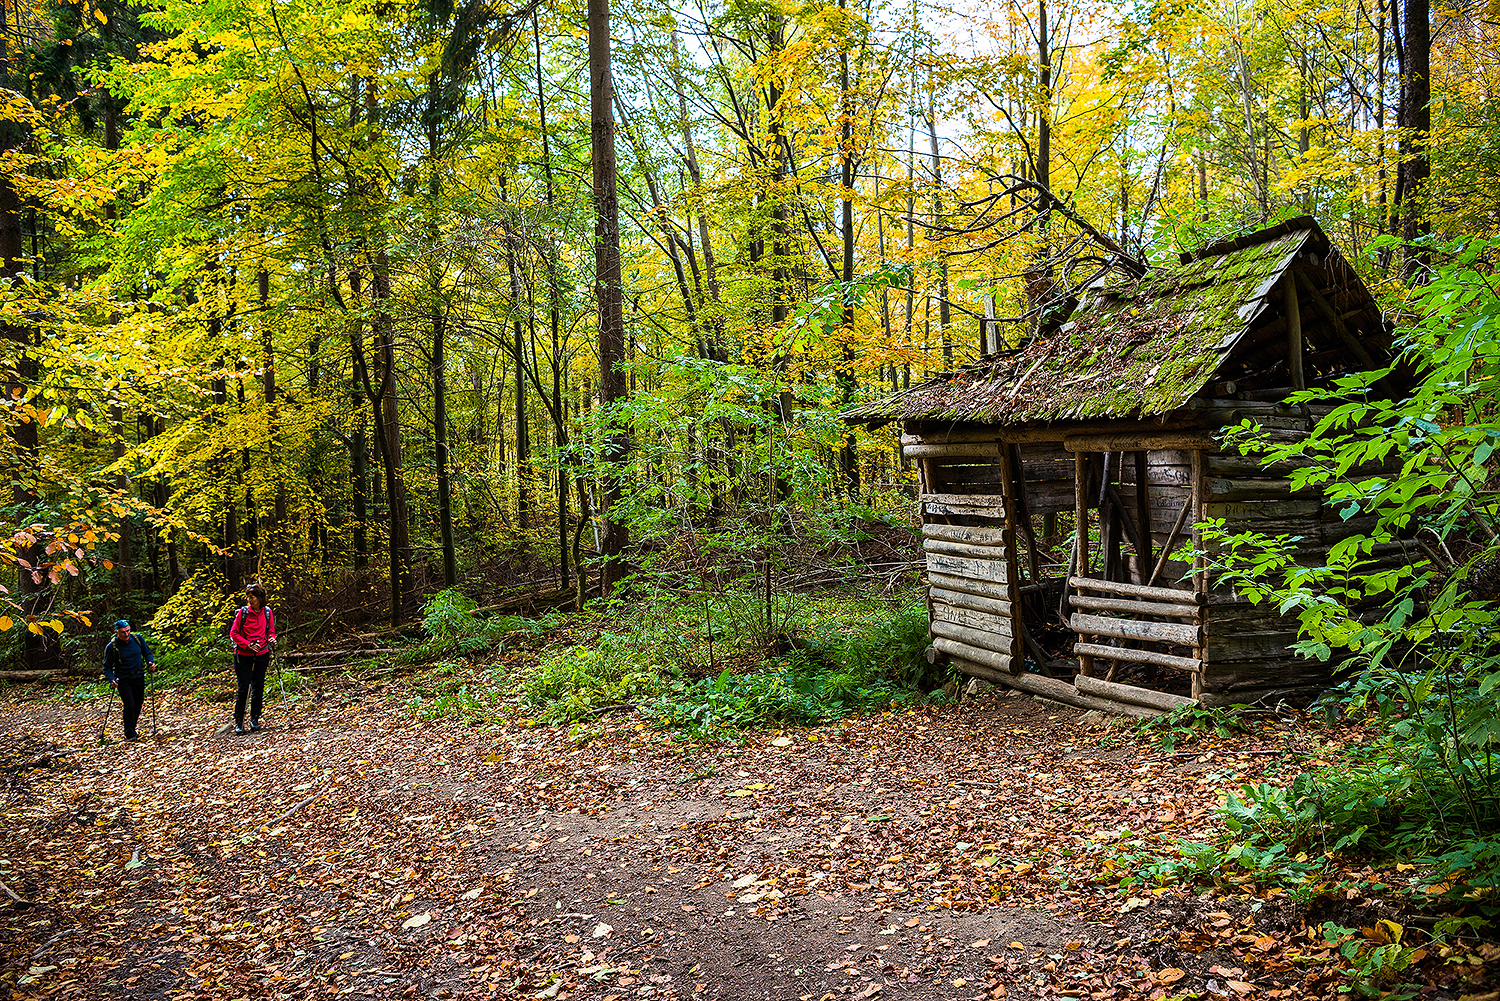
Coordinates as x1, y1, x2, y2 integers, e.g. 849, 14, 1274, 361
1397, 0, 1430, 273
535, 14, 570, 586
590, 0, 630, 595
837, 21, 858, 500
373, 248, 410, 624
427, 73, 457, 587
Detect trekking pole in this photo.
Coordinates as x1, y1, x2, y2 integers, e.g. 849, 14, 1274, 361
148, 660, 161, 741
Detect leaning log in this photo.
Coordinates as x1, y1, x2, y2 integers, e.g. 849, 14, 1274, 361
950, 660, 1163, 718
1074, 674, 1197, 711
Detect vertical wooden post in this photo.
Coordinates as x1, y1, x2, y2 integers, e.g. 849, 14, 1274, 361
1284, 275, 1305, 392
1134, 450, 1151, 583
1190, 447, 1207, 698
1073, 451, 1092, 677
1073, 451, 1090, 577
997, 443, 1024, 664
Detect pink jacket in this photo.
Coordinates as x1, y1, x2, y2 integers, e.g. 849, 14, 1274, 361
230, 604, 276, 655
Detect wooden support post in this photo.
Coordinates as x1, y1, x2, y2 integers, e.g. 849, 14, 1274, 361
996, 444, 1024, 662
1008, 444, 1042, 584
1284, 275, 1305, 392
1134, 450, 1151, 581
1073, 451, 1092, 677
1190, 447, 1207, 698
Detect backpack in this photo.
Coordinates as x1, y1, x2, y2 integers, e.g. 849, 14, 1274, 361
230, 605, 272, 647
106, 633, 146, 668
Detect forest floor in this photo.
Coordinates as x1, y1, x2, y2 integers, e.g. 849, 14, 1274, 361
0, 672, 1495, 1001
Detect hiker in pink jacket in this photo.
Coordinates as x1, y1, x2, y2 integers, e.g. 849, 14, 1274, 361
229, 583, 277, 734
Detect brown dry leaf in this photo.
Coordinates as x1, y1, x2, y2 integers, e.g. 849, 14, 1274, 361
1156, 968, 1186, 984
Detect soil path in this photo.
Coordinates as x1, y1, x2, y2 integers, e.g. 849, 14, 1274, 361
0, 683, 1411, 999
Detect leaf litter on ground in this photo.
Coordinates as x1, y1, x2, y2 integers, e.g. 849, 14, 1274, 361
0, 676, 1494, 1000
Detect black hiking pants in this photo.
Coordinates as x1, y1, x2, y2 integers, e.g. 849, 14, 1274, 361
234, 652, 269, 725
118, 676, 146, 740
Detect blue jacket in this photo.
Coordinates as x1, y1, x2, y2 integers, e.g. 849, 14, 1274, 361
103, 634, 153, 682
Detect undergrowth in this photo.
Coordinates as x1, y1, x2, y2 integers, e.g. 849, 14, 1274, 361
400, 586, 946, 735
520, 589, 944, 737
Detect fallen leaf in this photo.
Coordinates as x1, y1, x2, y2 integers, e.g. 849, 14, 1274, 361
592, 922, 613, 938
771, 737, 793, 747
1157, 968, 1185, 984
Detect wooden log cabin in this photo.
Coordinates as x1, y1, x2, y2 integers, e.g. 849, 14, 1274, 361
845, 217, 1405, 716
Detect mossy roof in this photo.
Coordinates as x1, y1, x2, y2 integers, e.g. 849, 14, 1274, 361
845, 218, 1328, 426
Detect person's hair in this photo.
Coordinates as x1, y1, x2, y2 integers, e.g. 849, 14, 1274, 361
245, 584, 268, 604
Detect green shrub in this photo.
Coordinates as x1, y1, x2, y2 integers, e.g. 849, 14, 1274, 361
1177, 236, 1500, 922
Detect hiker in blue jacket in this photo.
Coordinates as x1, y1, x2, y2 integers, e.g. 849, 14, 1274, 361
102, 619, 154, 742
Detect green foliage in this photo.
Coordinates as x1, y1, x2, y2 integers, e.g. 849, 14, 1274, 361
421, 588, 478, 645
410, 589, 554, 663
405, 664, 513, 724
1182, 237, 1500, 920
516, 591, 939, 735
1134, 703, 1253, 751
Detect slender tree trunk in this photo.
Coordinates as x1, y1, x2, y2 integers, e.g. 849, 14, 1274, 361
590, 0, 630, 594
427, 74, 457, 587
1397, 0, 1430, 273
535, 14, 570, 586
837, 18, 858, 500
0, 52, 49, 668
927, 55, 950, 365
374, 247, 411, 624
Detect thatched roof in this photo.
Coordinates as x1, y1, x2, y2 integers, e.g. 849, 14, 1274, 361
845, 216, 1386, 426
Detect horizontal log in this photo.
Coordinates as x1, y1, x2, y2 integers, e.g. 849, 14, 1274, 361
903, 426, 1007, 445
998, 421, 1201, 444
921, 492, 1006, 518
931, 618, 1015, 655
1022, 480, 1078, 516
1070, 576, 1201, 604
923, 537, 1010, 561
933, 638, 1016, 676
1207, 477, 1319, 502
1074, 641, 1201, 673
922, 523, 1008, 547
931, 587, 1014, 619
1071, 612, 1201, 646
1204, 631, 1302, 662
1200, 413, 1315, 431
934, 465, 1007, 486
1068, 594, 1201, 620
1014, 459, 1076, 481
928, 572, 1011, 603
1074, 674, 1198, 711
961, 664, 1163, 718
1206, 499, 1321, 519
1189, 398, 1339, 415
926, 553, 1010, 584
903, 442, 1004, 459
932, 603, 1013, 635
922, 492, 1007, 507
1064, 433, 1221, 453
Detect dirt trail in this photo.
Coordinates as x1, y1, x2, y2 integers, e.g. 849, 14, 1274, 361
0, 683, 1392, 999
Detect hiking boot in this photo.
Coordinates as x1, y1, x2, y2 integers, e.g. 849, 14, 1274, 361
235, 720, 249, 735
249, 719, 262, 732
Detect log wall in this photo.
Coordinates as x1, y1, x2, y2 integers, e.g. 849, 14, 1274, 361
1192, 416, 1408, 706
908, 435, 1021, 674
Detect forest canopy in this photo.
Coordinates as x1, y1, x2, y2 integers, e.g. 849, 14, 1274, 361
0, 0, 1494, 671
